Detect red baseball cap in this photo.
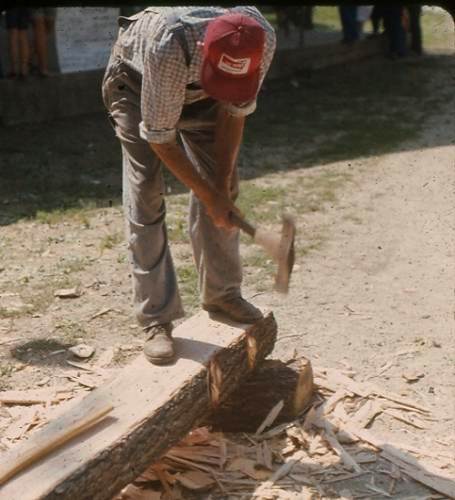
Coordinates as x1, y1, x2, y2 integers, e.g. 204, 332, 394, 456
201, 13, 265, 104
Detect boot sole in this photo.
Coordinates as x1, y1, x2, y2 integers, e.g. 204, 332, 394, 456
144, 352, 175, 365
202, 304, 262, 324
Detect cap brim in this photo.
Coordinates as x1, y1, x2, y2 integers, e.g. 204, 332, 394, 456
201, 59, 260, 104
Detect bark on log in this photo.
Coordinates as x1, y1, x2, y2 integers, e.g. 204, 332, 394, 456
0, 311, 277, 500
207, 358, 314, 433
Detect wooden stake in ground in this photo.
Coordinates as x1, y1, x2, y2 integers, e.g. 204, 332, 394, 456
0, 311, 277, 500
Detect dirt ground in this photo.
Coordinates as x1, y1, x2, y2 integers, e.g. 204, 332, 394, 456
0, 12, 454, 499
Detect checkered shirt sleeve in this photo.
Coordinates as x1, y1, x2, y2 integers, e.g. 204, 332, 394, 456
139, 30, 189, 144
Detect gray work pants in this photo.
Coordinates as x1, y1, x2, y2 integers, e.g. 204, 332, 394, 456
101, 59, 242, 329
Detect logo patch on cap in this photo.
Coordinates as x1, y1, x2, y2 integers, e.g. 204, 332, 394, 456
217, 53, 251, 75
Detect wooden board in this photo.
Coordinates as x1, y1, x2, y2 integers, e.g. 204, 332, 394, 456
0, 311, 276, 500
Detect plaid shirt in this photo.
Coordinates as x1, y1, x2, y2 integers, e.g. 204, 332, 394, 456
110, 6, 276, 143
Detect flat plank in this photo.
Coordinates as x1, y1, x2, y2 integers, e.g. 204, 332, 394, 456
0, 387, 68, 405
0, 311, 276, 500
345, 426, 455, 498
0, 401, 113, 485
380, 451, 455, 499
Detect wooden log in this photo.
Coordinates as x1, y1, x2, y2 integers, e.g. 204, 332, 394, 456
0, 311, 277, 500
207, 358, 314, 433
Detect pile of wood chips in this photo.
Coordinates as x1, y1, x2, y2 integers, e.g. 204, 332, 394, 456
0, 356, 115, 448
114, 365, 455, 500
1, 361, 454, 499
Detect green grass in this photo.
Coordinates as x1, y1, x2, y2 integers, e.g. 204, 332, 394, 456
313, 6, 342, 31
0, 274, 79, 320
54, 319, 90, 344
167, 195, 191, 244
237, 184, 287, 224
177, 263, 199, 310
35, 204, 94, 227
421, 8, 454, 50
0, 362, 16, 390
260, 6, 342, 32
99, 232, 123, 252
242, 251, 275, 292
0, 306, 32, 319
58, 257, 91, 275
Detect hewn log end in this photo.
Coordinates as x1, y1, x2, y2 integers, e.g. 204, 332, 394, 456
207, 357, 315, 433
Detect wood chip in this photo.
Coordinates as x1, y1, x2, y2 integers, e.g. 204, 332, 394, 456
54, 287, 81, 299
322, 427, 362, 473
176, 470, 215, 491
380, 450, 455, 498
255, 400, 285, 436
66, 374, 99, 390
374, 390, 430, 414
402, 372, 425, 383
89, 307, 113, 321
69, 344, 95, 359
322, 471, 369, 484
117, 484, 162, 500
0, 388, 65, 405
253, 451, 306, 498
95, 347, 115, 368
351, 400, 383, 428
364, 481, 392, 497
383, 408, 428, 430
227, 457, 271, 481
4, 407, 40, 441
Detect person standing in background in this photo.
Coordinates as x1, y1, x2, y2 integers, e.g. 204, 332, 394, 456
5, 7, 31, 79
0, 10, 4, 78
383, 5, 407, 59
339, 5, 359, 44
30, 8, 56, 77
406, 4, 423, 55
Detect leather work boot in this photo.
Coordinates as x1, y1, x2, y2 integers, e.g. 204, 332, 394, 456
203, 296, 263, 324
143, 323, 174, 365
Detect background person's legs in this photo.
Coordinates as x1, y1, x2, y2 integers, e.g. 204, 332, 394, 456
7, 28, 19, 76
384, 5, 407, 58
407, 4, 422, 55
32, 13, 49, 76
339, 5, 359, 43
18, 29, 29, 77
5, 8, 30, 78
31, 8, 55, 76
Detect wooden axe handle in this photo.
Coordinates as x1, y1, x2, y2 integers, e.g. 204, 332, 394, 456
229, 211, 256, 238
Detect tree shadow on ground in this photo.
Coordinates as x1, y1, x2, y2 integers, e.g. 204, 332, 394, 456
0, 54, 453, 226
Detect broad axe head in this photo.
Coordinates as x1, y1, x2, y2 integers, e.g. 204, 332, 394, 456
254, 214, 296, 293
